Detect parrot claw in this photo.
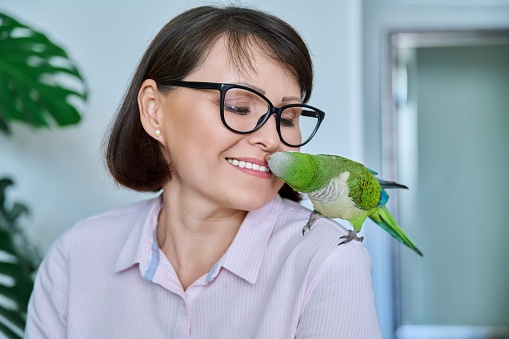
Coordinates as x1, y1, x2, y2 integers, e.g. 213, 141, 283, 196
338, 230, 364, 246
302, 210, 322, 235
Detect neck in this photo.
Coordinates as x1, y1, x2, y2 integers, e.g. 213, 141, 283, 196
157, 183, 247, 290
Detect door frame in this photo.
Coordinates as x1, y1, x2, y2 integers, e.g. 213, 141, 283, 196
383, 28, 509, 339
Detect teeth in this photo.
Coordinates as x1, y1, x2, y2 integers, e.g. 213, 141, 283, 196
227, 158, 270, 172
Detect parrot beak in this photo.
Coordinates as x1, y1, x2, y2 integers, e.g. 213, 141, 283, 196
267, 152, 290, 177
268, 151, 304, 182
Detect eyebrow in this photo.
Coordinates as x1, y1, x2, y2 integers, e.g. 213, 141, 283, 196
238, 82, 265, 94
238, 82, 303, 104
281, 95, 302, 103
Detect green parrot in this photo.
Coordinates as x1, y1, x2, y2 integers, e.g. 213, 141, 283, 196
268, 151, 423, 256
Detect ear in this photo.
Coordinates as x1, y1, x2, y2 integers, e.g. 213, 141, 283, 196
138, 79, 164, 143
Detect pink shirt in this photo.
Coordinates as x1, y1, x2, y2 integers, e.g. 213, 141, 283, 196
26, 195, 381, 338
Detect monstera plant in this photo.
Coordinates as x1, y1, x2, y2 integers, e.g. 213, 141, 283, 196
0, 12, 88, 338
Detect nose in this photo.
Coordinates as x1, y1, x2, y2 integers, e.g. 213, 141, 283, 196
247, 114, 280, 151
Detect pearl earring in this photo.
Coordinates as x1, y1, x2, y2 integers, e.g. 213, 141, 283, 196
154, 129, 161, 137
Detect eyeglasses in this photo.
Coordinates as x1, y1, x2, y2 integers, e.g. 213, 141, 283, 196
169, 81, 325, 147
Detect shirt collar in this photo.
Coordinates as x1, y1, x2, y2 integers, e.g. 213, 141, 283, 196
217, 195, 282, 284
114, 194, 283, 285
114, 196, 162, 273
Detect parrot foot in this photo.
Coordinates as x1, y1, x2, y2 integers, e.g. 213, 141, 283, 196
302, 210, 322, 235
338, 230, 364, 246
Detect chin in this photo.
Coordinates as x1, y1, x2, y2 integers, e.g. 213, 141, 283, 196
229, 191, 277, 212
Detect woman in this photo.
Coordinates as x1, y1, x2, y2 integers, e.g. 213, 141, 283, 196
26, 5, 382, 338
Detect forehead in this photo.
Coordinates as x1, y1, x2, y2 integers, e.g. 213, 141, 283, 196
195, 36, 297, 85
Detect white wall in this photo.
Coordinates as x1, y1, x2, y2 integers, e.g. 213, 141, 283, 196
0, 0, 363, 253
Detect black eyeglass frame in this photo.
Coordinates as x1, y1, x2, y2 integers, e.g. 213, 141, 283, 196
168, 81, 325, 147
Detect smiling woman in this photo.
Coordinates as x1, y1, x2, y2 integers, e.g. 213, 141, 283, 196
24, 5, 382, 338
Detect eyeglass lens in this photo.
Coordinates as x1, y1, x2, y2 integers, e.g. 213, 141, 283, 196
223, 87, 320, 146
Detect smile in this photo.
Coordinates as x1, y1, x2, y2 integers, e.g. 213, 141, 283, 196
227, 158, 270, 173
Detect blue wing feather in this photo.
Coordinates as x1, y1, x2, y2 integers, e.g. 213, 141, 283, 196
377, 189, 389, 207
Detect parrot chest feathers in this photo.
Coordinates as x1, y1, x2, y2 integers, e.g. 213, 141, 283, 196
307, 172, 367, 221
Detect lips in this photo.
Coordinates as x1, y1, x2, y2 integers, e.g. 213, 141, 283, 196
226, 158, 270, 173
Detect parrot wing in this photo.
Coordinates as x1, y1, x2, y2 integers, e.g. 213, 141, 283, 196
345, 165, 383, 211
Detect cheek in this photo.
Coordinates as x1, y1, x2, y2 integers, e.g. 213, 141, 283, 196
166, 96, 227, 141
162, 116, 233, 174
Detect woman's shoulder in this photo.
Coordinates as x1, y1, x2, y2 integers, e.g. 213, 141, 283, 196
275, 197, 372, 266
49, 197, 160, 257
78, 197, 158, 226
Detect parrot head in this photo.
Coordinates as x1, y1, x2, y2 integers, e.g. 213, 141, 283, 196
268, 151, 327, 193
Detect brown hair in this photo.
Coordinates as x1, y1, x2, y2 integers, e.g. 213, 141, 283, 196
105, 5, 312, 202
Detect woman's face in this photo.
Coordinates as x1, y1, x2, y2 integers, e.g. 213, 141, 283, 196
155, 38, 301, 212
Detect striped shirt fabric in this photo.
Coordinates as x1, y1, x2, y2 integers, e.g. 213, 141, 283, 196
25, 195, 382, 338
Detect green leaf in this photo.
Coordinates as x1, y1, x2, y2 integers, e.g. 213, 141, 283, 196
0, 179, 29, 229
0, 12, 88, 133
0, 231, 17, 255
0, 321, 23, 339
0, 116, 9, 134
0, 178, 13, 209
0, 307, 26, 333
0, 178, 39, 337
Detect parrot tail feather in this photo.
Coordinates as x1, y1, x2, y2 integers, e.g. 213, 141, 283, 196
370, 206, 423, 256
376, 179, 409, 190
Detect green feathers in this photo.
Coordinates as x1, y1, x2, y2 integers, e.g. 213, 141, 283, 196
370, 206, 423, 256
266, 151, 333, 192
268, 151, 422, 256
268, 151, 381, 210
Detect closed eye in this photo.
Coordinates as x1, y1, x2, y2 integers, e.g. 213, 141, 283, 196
280, 108, 300, 127
225, 104, 252, 115
280, 117, 296, 127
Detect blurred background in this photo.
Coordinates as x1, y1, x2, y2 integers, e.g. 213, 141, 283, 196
1, 0, 508, 338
